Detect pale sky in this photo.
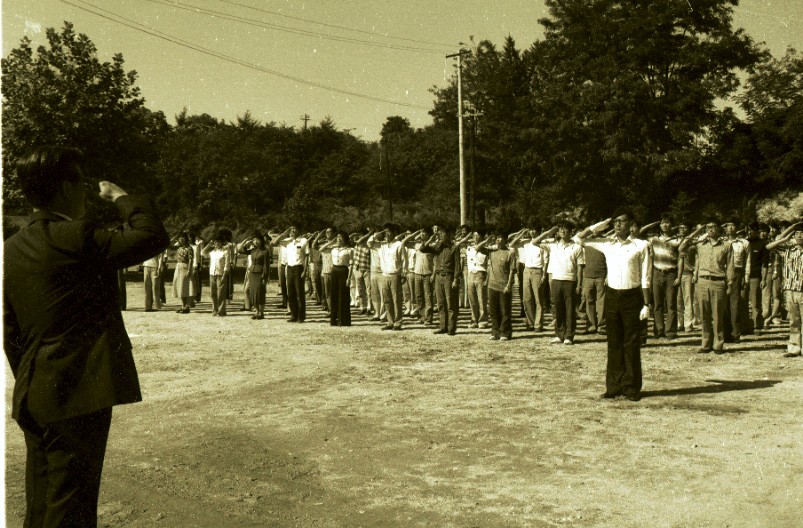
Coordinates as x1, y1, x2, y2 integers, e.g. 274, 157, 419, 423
2, 0, 801, 141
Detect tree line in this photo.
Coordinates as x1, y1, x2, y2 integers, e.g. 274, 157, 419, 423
3, 1, 801, 240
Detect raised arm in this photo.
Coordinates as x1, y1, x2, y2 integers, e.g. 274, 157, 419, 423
575, 219, 610, 241
765, 222, 801, 250
639, 220, 660, 236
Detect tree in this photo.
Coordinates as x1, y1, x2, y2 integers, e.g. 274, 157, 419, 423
2, 22, 168, 212
522, 0, 764, 217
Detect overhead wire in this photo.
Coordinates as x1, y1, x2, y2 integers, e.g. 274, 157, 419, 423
142, 0, 446, 54
60, 0, 432, 110
215, 0, 454, 50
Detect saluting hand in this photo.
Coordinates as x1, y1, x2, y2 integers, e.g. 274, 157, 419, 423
98, 181, 128, 202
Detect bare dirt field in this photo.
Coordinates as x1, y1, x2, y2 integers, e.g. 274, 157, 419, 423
5, 279, 802, 527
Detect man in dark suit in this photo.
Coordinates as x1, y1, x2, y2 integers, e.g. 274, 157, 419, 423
3, 146, 169, 528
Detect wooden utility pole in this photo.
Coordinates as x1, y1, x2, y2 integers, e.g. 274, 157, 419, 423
446, 49, 471, 225
465, 106, 483, 228
301, 114, 310, 130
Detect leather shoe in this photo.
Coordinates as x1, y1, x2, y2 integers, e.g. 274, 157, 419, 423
697, 348, 711, 354
433, 329, 447, 334
600, 392, 619, 399
624, 393, 641, 402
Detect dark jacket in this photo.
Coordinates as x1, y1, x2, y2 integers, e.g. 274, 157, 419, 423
3, 195, 169, 425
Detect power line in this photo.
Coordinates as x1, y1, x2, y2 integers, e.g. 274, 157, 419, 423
216, 0, 454, 50
61, 0, 432, 110
142, 0, 446, 54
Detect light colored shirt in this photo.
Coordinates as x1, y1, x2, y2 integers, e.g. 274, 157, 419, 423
406, 246, 417, 272
370, 247, 383, 273
331, 247, 352, 267
380, 240, 405, 275
413, 242, 434, 275
579, 237, 651, 290
284, 238, 308, 267
519, 242, 547, 269
694, 238, 734, 281
279, 244, 288, 266
143, 253, 162, 268
207, 248, 230, 276
729, 237, 751, 277
321, 249, 333, 274
466, 246, 488, 273
544, 241, 582, 281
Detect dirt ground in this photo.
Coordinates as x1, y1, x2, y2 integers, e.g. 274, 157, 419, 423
5, 279, 802, 527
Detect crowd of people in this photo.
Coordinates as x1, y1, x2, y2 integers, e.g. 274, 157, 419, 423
141, 215, 803, 364
4, 145, 801, 527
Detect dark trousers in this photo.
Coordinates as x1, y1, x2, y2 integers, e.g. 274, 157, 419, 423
748, 277, 764, 330
117, 269, 127, 310
20, 407, 112, 528
551, 280, 577, 341
329, 266, 351, 326
517, 263, 525, 315
278, 264, 288, 307
488, 288, 513, 338
193, 268, 203, 302
434, 273, 459, 333
652, 268, 678, 337
286, 265, 306, 321
605, 287, 643, 397
724, 269, 747, 339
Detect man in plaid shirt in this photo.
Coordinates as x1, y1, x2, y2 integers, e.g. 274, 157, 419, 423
766, 221, 803, 357
352, 231, 372, 315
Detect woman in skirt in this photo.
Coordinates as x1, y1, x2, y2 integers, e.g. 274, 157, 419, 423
240, 233, 271, 320
172, 232, 195, 313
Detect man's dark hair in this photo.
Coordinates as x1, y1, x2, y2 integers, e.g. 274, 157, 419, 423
556, 220, 574, 230
213, 229, 228, 243
677, 218, 691, 228
611, 207, 634, 221
383, 222, 399, 236
16, 146, 84, 208
748, 222, 760, 231
660, 212, 674, 223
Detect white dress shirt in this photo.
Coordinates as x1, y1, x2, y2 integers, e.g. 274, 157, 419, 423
284, 238, 309, 266
580, 236, 651, 290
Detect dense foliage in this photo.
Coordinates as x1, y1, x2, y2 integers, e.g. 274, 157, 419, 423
3, 5, 801, 234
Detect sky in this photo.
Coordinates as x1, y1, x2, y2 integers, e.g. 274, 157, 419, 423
2, 0, 801, 141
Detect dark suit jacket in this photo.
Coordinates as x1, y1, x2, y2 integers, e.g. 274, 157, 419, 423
4, 195, 169, 425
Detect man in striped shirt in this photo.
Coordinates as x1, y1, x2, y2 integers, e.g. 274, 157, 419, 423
766, 221, 803, 357
642, 213, 682, 339
352, 231, 372, 315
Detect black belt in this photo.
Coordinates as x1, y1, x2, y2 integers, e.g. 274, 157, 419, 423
700, 275, 725, 281
437, 271, 455, 276
525, 267, 543, 270
655, 268, 678, 273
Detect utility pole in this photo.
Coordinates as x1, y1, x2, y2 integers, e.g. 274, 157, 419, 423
301, 114, 310, 130
446, 48, 471, 225
464, 105, 483, 228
